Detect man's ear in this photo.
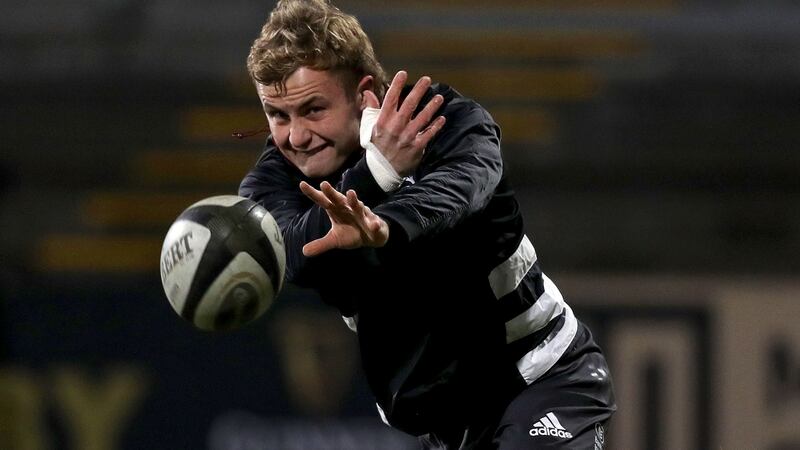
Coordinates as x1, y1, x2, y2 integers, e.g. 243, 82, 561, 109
356, 75, 375, 110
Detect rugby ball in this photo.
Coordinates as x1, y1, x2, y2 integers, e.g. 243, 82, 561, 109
160, 195, 286, 331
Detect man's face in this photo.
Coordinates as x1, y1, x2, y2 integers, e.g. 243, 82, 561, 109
257, 67, 365, 178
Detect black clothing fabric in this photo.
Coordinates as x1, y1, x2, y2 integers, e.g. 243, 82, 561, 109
419, 321, 616, 449
239, 83, 614, 436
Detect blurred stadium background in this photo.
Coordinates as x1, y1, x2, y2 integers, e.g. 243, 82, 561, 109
1, 0, 799, 448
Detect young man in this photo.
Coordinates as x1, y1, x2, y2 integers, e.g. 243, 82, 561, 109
239, 0, 616, 448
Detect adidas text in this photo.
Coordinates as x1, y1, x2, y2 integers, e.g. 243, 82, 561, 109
529, 427, 573, 439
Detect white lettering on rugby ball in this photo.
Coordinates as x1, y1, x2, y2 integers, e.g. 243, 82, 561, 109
160, 220, 211, 314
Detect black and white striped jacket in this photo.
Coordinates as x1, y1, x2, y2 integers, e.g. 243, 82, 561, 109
240, 83, 577, 435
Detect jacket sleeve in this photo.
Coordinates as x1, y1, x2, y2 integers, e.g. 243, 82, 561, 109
372, 100, 504, 244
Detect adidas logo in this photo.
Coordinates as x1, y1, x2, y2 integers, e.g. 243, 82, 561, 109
529, 412, 573, 439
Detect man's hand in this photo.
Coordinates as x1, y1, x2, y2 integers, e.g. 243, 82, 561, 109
362, 70, 446, 177
299, 181, 389, 257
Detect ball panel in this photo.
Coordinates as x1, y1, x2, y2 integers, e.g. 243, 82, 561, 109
260, 212, 286, 292
192, 252, 273, 331
223, 207, 282, 297
177, 204, 241, 243
160, 220, 212, 314
180, 226, 236, 324
188, 195, 250, 209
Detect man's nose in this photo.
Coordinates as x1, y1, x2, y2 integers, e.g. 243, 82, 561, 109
288, 120, 312, 150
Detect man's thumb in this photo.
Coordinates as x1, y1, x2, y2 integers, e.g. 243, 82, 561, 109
303, 238, 330, 257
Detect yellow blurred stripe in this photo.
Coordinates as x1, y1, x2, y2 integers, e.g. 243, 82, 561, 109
491, 107, 558, 144
36, 234, 161, 272
180, 106, 265, 142
375, 30, 646, 61
410, 67, 600, 101
228, 67, 600, 102
132, 148, 258, 186
80, 191, 215, 228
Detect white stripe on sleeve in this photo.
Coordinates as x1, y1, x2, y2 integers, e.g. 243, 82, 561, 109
516, 303, 578, 385
342, 315, 358, 333
488, 234, 536, 299
505, 274, 565, 344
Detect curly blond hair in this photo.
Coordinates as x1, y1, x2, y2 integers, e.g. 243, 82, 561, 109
247, 0, 388, 98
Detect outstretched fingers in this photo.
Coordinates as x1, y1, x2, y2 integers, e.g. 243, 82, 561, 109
409, 93, 444, 130
348, 191, 376, 231
299, 183, 389, 255
299, 181, 334, 209
299, 182, 346, 257
382, 70, 408, 113
320, 181, 349, 209
346, 189, 361, 212
300, 181, 353, 226
397, 76, 432, 120
415, 115, 447, 148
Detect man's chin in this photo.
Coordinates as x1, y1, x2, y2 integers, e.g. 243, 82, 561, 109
298, 161, 339, 179
289, 147, 357, 179
300, 169, 329, 179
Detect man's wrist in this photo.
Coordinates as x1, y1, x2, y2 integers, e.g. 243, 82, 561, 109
365, 142, 403, 192
361, 106, 403, 192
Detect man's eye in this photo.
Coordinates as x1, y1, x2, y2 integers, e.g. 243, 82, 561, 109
308, 106, 325, 115
268, 111, 288, 120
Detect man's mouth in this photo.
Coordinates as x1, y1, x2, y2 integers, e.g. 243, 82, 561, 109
293, 144, 329, 154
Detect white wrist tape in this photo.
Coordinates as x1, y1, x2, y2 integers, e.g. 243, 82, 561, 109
360, 107, 403, 192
